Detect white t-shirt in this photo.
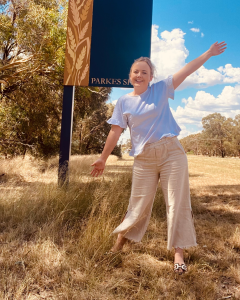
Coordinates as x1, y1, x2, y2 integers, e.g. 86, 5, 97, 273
107, 75, 181, 157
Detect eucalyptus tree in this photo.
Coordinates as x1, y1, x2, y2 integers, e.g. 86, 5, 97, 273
180, 113, 240, 157
0, 0, 68, 156
201, 113, 233, 157
0, 0, 119, 158
232, 114, 240, 157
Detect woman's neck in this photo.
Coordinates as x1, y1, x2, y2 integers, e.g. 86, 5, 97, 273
130, 86, 148, 96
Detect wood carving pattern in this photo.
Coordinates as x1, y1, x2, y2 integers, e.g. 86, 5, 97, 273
64, 0, 93, 86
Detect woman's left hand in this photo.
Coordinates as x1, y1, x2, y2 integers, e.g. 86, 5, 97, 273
209, 41, 227, 56
173, 41, 227, 90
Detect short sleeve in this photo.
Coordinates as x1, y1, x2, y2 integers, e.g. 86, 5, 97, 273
163, 75, 175, 100
107, 99, 128, 129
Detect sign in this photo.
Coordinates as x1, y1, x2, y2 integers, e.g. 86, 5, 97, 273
59, 0, 153, 186
64, 0, 153, 87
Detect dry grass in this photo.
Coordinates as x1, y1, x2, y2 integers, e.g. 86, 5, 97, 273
0, 154, 239, 300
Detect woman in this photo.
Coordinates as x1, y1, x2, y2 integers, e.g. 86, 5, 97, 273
91, 41, 227, 274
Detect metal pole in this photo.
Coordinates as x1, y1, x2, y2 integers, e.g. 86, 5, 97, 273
58, 85, 75, 187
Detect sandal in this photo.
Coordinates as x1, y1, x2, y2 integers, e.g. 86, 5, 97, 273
174, 263, 187, 275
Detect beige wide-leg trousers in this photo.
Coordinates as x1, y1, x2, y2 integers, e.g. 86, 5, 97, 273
112, 136, 197, 250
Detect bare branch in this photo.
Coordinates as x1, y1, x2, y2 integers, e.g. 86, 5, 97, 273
0, 139, 36, 148
87, 87, 110, 97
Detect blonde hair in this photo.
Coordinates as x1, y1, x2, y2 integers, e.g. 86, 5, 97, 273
129, 57, 156, 78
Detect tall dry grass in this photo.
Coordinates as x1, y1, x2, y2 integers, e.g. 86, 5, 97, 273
0, 154, 239, 299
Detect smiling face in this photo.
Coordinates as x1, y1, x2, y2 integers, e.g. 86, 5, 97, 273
129, 61, 153, 90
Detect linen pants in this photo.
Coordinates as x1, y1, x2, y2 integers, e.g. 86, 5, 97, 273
112, 136, 197, 250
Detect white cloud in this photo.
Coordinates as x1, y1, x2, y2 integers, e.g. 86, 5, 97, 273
119, 128, 131, 144
178, 124, 201, 139
171, 85, 240, 134
218, 64, 240, 83
151, 25, 189, 82
111, 99, 118, 105
190, 28, 200, 32
182, 98, 188, 104
151, 26, 240, 90
179, 66, 224, 90
201, 32, 204, 37
188, 21, 193, 24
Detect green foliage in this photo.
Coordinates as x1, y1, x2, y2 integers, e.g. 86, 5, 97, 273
0, 0, 121, 158
121, 139, 132, 154
72, 92, 121, 157
180, 113, 240, 158
0, 0, 67, 157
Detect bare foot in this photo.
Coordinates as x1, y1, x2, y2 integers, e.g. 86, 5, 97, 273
110, 234, 127, 252
174, 247, 187, 274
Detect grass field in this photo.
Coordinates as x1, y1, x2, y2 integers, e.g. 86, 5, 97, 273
0, 154, 239, 300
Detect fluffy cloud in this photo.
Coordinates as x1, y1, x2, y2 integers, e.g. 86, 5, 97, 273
188, 21, 193, 24
219, 64, 240, 83
151, 26, 240, 90
111, 99, 118, 105
151, 25, 189, 81
178, 124, 201, 139
119, 128, 131, 144
190, 28, 200, 32
201, 32, 204, 37
171, 84, 240, 137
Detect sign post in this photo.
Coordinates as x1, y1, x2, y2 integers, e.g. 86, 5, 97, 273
58, 86, 75, 186
59, 0, 153, 185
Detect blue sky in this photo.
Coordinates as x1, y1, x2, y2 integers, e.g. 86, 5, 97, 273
109, 0, 240, 142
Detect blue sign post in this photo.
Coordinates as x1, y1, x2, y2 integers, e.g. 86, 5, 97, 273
58, 86, 75, 186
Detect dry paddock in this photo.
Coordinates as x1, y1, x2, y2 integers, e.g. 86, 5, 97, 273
0, 154, 239, 300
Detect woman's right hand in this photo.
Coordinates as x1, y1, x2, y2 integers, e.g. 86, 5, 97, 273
90, 125, 123, 177
91, 158, 106, 177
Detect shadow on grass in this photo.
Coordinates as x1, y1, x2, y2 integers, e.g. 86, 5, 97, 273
190, 184, 240, 224
191, 194, 240, 224
1, 162, 239, 242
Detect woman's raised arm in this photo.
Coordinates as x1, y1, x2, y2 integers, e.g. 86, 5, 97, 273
91, 125, 123, 177
172, 41, 227, 90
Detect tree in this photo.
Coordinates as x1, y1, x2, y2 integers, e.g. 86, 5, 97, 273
180, 133, 202, 155
232, 114, 240, 157
0, 0, 68, 157
202, 113, 232, 157
72, 91, 121, 157
180, 113, 240, 158
0, 0, 121, 158
0, 0, 68, 93
121, 139, 132, 154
